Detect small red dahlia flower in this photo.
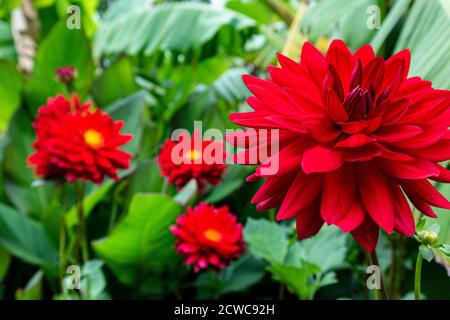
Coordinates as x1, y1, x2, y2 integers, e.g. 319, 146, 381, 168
28, 94, 133, 184
229, 40, 450, 252
157, 134, 227, 190
171, 203, 245, 272
56, 66, 77, 83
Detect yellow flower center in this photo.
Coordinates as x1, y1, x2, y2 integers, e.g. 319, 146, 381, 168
185, 150, 201, 161
204, 229, 222, 242
84, 129, 104, 148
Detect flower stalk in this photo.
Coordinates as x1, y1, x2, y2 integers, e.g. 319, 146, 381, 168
414, 252, 423, 300
74, 182, 89, 263
58, 183, 67, 289
368, 250, 389, 300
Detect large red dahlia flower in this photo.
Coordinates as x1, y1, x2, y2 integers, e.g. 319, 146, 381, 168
28, 94, 133, 184
171, 203, 245, 272
158, 134, 227, 190
229, 40, 450, 252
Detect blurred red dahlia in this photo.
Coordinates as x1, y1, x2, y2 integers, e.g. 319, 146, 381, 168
28, 94, 133, 184
171, 203, 245, 272
229, 40, 450, 252
158, 134, 227, 190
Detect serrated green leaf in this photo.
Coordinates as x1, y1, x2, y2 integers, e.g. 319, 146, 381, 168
244, 218, 289, 264
267, 262, 320, 300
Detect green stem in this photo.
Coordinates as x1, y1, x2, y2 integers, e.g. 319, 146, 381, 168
368, 249, 389, 300
59, 184, 67, 290
388, 235, 397, 298
414, 252, 423, 300
74, 182, 89, 263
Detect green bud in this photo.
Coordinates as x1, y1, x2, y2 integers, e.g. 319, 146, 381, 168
418, 230, 438, 245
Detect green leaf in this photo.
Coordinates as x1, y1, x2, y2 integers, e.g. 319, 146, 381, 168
427, 223, 441, 235
4, 180, 52, 218
301, 0, 370, 41
24, 20, 94, 113
93, 193, 181, 285
195, 253, 265, 297
0, 60, 21, 131
244, 218, 289, 264
105, 91, 147, 156
126, 159, 165, 196
370, 0, 412, 53
0, 245, 10, 281
3, 108, 35, 185
79, 260, 109, 299
205, 165, 252, 203
298, 226, 348, 273
339, 0, 378, 50
419, 244, 434, 262
93, 57, 140, 107
439, 244, 450, 257
0, 20, 16, 61
173, 179, 198, 207
0, 203, 58, 269
66, 182, 114, 229
394, 0, 450, 89
0, 0, 21, 17
94, 2, 254, 59
16, 271, 44, 300
218, 253, 265, 295
267, 262, 321, 300
227, 0, 281, 24
416, 217, 426, 232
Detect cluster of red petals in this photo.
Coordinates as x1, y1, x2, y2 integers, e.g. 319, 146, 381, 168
56, 66, 77, 83
28, 94, 133, 184
171, 203, 245, 272
158, 135, 228, 190
229, 40, 450, 252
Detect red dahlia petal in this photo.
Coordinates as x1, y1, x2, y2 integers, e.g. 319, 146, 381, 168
389, 181, 415, 236
351, 216, 379, 252
353, 44, 375, 66
277, 171, 322, 220
300, 42, 327, 89
376, 158, 440, 180
335, 199, 365, 232
335, 134, 376, 148
400, 179, 450, 210
325, 40, 355, 92
302, 145, 343, 173
321, 164, 356, 224
357, 162, 394, 233
296, 200, 324, 239
373, 125, 422, 143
